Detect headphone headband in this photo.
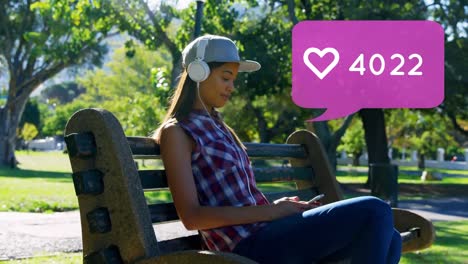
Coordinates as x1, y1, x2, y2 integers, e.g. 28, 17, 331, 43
196, 39, 209, 61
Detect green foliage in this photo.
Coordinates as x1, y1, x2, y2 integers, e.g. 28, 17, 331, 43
178, 1, 294, 99
337, 119, 365, 159
75, 43, 170, 136
386, 109, 460, 158
110, 1, 179, 52
151, 67, 171, 106
27, 0, 114, 65
0, 0, 117, 164
42, 100, 91, 136
40, 82, 85, 104
19, 99, 41, 130
20, 123, 39, 141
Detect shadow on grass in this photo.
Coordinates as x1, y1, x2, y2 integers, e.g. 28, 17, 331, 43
0, 166, 71, 181
402, 221, 468, 264
435, 224, 467, 246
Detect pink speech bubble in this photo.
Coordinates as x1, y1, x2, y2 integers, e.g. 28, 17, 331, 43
292, 21, 444, 121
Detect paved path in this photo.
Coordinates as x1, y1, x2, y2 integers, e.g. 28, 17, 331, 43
0, 212, 197, 260
1, 197, 467, 260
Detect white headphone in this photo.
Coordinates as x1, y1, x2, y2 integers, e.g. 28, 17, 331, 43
188, 39, 210, 82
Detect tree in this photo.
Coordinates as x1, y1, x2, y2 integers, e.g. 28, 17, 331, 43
111, 1, 337, 146
19, 98, 41, 133
443, 38, 467, 137
73, 43, 170, 136
404, 1, 468, 143
386, 108, 460, 169
0, 0, 114, 166
42, 100, 90, 136
338, 0, 426, 184
109, 0, 182, 86
337, 118, 366, 166
40, 82, 85, 104
278, 0, 361, 171
20, 122, 38, 142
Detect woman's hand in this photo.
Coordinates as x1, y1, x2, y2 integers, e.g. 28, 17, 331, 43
271, 196, 320, 220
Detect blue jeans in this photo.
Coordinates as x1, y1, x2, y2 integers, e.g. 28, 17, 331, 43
233, 196, 402, 264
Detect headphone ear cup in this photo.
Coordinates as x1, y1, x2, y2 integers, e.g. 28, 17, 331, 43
188, 61, 210, 82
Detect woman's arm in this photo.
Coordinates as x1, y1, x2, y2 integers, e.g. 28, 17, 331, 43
160, 124, 314, 231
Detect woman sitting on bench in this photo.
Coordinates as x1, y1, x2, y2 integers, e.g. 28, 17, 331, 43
154, 34, 401, 264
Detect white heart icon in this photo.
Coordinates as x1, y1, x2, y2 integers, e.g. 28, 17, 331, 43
303, 47, 340, 80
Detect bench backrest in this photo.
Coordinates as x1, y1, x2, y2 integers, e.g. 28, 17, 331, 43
64, 108, 343, 263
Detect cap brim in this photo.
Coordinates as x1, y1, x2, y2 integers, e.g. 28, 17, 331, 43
239, 60, 261, 72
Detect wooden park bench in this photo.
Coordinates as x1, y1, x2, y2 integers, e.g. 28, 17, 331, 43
64, 108, 435, 263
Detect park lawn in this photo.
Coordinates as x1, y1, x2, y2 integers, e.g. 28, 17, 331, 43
0, 151, 77, 212
0, 253, 81, 263
398, 165, 468, 176
2, 151, 466, 211
3, 221, 467, 264
14, 150, 72, 172
336, 174, 468, 185
400, 220, 468, 264
338, 165, 468, 176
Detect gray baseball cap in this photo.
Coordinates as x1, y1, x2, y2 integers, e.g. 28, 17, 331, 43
182, 35, 261, 72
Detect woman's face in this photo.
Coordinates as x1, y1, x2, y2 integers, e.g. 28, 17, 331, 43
195, 62, 239, 111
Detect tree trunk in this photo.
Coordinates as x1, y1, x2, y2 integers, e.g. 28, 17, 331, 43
418, 153, 426, 170
0, 94, 29, 167
244, 101, 269, 143
170, 54, 183, 89
359, 109, 390, 186
352, 152, 361, 166
308, 115, 354, 173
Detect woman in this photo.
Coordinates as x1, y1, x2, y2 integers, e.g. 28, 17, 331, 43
154, 35, 401, 264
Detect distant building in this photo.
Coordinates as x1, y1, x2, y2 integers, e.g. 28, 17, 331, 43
26, 136, 65, 151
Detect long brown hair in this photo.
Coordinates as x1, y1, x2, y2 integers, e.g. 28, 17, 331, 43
153, 62, 246, 149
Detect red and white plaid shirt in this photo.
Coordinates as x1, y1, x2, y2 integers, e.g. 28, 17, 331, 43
178, 109, 269, 252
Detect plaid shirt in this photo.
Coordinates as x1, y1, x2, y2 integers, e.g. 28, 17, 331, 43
178, 109, 269, 252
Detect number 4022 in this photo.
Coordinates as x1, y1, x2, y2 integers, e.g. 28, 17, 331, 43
349, 53, 423, 76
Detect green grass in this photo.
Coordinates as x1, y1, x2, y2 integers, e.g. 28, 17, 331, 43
0, 151, 77, 212
3, 221, 467, 263
1, 152, 467, 263
14, 150, 72, 172
336, 174, 468, 185
2, 151, 466, 211
400, 220, 468, 264
398, 166, 468, 176
339, 165, 468, 176
0, 253, 81, 263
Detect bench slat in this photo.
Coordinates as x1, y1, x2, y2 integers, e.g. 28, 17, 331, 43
128, 137, 160, 156
149, 203, 179, 223
245, 143, 307, 159
139, 170, 167, 190
158, 235, 202, 253
139, 167, 314, 190
128, 137, 307, 159
254, 167, 314, 183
